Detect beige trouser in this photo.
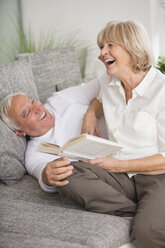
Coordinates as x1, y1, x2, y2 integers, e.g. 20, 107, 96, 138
58, 161, 165, 248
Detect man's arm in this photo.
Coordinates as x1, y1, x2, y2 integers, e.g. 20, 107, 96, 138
56, 78, 101, 105
84, 154, 165, 175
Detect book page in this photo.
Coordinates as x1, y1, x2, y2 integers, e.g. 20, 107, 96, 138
63, 138, 121, 159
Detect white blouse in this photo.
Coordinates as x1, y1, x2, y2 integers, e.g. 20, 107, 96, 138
98, 67, 165, 162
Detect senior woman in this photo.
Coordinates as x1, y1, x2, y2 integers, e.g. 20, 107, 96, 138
59, 21, 165, 248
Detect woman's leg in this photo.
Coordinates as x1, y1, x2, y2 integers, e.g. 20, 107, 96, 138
131, 174, 165, 248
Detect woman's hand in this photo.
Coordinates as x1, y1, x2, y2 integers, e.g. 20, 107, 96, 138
81, 111, 100, 136
81, 99, 104, 136
84, 156, 127, 173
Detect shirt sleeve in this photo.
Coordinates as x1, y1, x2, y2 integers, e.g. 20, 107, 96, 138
54, 77, 101, 105
39, 174, 58, 193
25, 143, 58, 193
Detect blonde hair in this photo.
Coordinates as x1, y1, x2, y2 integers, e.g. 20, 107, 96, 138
97, 20, 153, 72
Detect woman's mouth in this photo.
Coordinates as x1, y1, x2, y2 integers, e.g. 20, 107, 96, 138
105, 59, 115, 65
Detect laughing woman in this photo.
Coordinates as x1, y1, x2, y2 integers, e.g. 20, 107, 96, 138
58, 20, 165, 248
81, 20, 165, 248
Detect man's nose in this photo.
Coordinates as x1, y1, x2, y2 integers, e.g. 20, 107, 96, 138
32, 102, 41, 114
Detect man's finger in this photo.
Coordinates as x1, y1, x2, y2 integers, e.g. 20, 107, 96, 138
53, 165, 73, 174
50, 157, 71, 168
51, 169, 73, 182
53, 180, 70, 187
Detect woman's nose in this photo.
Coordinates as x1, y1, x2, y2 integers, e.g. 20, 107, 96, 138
101, 46, 109, 56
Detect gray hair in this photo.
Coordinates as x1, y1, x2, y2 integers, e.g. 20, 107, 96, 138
0, 92, 25, 131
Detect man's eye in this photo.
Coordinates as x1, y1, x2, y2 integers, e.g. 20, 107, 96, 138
29, 98, 34, 104
27, 110, 30, 118
30, 98, 34, 104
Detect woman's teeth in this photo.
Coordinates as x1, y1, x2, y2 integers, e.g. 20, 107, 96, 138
105, 59, 115, 65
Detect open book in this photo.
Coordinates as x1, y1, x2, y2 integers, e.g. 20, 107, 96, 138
38, 133, 122, 160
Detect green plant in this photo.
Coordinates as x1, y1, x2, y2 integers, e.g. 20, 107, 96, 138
156, 56, 165, 74
1, 17, 92, 78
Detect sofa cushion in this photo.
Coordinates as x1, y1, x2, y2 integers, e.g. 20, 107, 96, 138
0, 119, 26, 185
16, 47, 82, 103
0, 175, 132, 248
0, 60, 39, 185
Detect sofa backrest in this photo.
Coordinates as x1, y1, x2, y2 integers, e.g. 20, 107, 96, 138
16, 47, 82, 103
0, 46, 82, 185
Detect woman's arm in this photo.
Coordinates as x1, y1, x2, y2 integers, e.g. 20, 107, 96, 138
85, 154, 165, 175
81, 98, 104, 136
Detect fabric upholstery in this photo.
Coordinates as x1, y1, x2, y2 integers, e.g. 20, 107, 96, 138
0, 47, 132, 247
16, 47, 82, 103
0, 59, 39, 101
0, 175, 132, 248
0, 119, 26, 185
0, 60, 39, 185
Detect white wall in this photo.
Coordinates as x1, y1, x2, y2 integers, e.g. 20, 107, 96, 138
1, 0, 165, 77
20, 0, 154, 78
21, 0, 151, 43
150, 0, 165, 62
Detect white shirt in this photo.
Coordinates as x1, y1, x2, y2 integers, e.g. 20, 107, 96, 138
98, 67, 165, 164
25, 79, 107, 192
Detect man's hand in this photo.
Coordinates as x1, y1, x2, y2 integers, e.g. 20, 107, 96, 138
42, 157, 73, 187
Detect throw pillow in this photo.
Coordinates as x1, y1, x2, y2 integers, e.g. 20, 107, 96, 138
0, 59, 39, 185
0, 119, 26, 185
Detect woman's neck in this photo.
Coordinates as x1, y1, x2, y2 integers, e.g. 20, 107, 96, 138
120, 70, 148, 103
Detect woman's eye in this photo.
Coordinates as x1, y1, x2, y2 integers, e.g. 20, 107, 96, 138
108, 44, 113, 47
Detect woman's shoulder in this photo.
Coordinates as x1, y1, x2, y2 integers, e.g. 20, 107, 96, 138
154, 67, 165, 83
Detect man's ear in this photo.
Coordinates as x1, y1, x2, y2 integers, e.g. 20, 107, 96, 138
14, 130, 26, 137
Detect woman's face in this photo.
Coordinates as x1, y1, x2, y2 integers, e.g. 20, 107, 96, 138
99, 40, 132, 77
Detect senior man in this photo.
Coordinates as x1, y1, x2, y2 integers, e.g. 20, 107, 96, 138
0, 79, 137, 219
0, 80, 103, 189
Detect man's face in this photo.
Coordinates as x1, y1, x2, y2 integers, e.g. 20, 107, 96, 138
7, 95, 55, 137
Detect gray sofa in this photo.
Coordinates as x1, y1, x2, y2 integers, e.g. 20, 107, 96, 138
0, 47, 133, 248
